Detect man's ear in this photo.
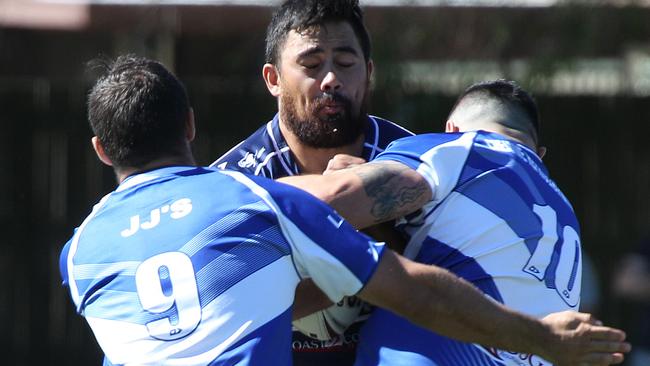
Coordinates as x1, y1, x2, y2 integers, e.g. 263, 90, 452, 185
91, 136, 113, 167
537, 146, 547, 159
445, 120, 460, 133
262, 63, 281, 97
186, 108, 196, 142
367, 59, 374, 83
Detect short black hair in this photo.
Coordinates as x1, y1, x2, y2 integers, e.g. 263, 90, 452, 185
265, 0, 371, 65
451, 79, 541, 144
87, 55, 190, 169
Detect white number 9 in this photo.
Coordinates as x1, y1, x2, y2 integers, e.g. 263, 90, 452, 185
135, 252, 201, 340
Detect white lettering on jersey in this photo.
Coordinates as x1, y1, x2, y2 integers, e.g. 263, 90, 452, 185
327, 214, 344, 228
121, 198, 193, 237
485, 139, 513, 153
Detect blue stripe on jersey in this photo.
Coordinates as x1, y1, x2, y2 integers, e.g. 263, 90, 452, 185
459, 171, 542, 253
60, 240, 72, 286
414, 237, 503, 303
246, 174, 384, 286
179, 201, 271, 258
84, 243, 292, 323
73, 206, 288, 306
209, 307, 293, 366
457, 138, 580, 262
355, 308, 504, 366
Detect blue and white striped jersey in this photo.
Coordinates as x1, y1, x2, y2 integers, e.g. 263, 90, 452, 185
356, 131, 582, 366
211, 113, 413, 178
211, 113, 412, 366
59, 166, 384, 366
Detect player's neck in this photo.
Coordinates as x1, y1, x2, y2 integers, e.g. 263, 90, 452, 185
279, 121, 364, 175
115, 154, 196, 184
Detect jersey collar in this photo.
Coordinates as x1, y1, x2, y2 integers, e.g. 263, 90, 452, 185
269, 113, 380, 175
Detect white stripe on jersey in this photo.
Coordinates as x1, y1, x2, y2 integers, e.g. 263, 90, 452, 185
416, 132, 475, 205
405, 191, 580, 317
365, 116, 381, 160
266, 122, 294, 176
91, 255, 299, 365
67, 193, 113, 310
254, 145, 292, 176
222, 170, 365, 302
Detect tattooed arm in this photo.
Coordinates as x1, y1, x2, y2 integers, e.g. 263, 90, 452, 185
278, 160, 431, 229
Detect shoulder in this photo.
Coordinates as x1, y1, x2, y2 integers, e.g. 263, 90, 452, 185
223, 171, 329, 214
381, 132, 473, 159
211, 119, 295, 178
210, 121, 276, 172
369, 115, 414, 142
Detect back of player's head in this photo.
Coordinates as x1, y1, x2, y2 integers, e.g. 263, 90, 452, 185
87, 55, 190, 169
449, 80, 541, 145
265, 0, 371, 65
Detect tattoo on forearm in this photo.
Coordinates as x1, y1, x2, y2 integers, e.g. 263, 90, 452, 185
355, 163, 429, 222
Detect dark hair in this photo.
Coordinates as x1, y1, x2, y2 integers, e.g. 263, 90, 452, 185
451, 79, 541, 144
265, 0, 371, 65
87, 55, 190, 168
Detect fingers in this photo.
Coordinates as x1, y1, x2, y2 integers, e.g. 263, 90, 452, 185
587, 339, 632, 354
324, 154, 366, 174
585, 325, 627, 342
578, 352, 626, 366
543, 311, 599, 330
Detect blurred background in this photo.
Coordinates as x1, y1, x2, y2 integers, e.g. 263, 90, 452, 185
1, 0, 649, 364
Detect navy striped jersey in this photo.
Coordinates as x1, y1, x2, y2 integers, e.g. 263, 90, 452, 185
60, 166, 384, 366
211, 113, 413, 178
211, 113, 412, 366
356, 131, 582, 366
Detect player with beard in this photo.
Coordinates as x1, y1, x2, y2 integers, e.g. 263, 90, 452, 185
211, 1, 411, 365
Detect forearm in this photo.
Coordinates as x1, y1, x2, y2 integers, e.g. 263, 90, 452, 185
359, 251, 549, 356
279, 161, 431, 229
292, 279, 333, 320
407, 262, 549, 355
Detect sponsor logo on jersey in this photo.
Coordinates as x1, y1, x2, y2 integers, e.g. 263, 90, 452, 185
484, 347, 551, 366
485, 139, 513, 153
121, 198, 193, 237
291, 332, 359, 352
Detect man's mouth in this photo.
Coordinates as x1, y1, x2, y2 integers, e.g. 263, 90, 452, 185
321, 104, 343, 114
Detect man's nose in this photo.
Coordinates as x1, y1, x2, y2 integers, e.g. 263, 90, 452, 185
320, 71, 342, 92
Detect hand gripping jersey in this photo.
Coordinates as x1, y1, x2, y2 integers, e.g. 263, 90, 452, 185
355, 131, 582, 366
212, 114, 413, 366
59, 166, 384, 366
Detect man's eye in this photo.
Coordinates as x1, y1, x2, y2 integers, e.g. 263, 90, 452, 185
302, 63, 320, 70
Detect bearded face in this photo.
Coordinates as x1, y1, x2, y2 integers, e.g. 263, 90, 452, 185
280, 88, 369, 148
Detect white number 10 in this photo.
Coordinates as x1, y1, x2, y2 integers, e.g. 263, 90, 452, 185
523, 205, 581, 307
135, 252, 201, 340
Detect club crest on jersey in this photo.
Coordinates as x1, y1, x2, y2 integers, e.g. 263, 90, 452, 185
238, 148, 266, 169
121, 198, 193, 237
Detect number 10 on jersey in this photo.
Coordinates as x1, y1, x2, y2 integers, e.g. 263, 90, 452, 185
524, 205, 581, 307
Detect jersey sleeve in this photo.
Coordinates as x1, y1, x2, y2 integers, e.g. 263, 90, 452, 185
372, 132, 476, 205
224, 172, 385, 303
59, 238, 72, 286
